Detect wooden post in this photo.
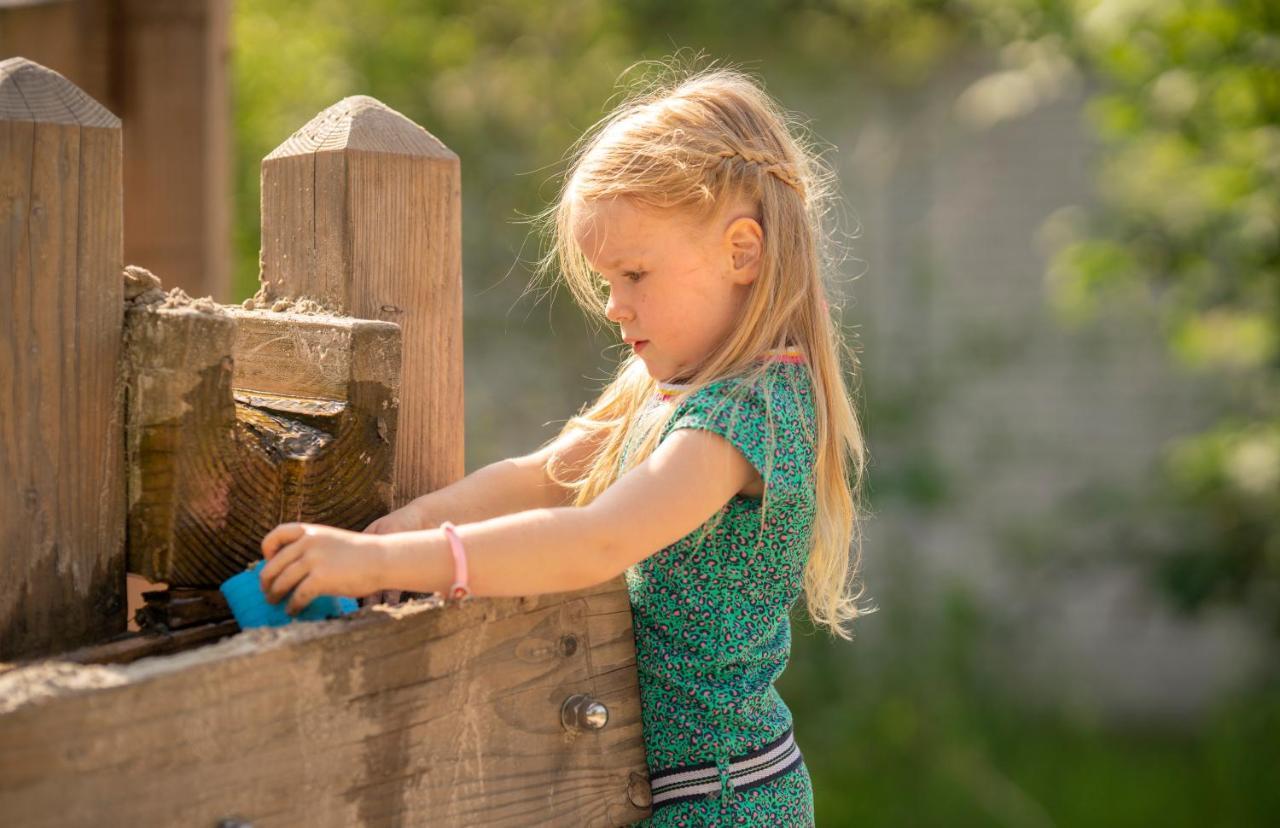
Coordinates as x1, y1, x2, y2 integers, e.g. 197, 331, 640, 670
0, 0, 232, 302
117, 0, 232, 302
0, 1, 114, 106
0, 57, 126, 660
260, 95, 464, 508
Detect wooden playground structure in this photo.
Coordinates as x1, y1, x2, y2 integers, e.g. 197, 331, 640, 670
0, 55, 651, 826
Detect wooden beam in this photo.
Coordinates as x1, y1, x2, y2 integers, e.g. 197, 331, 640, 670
0, 2, 114, 107
0, 57, 126, 661
0, 578, 652, 826
117, 0, 231, 301
0, 1, 232, 300
123, 288, 402, 587
260, 95, 464, 508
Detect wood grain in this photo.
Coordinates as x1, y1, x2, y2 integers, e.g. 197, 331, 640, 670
0, 57, 126, 660
0, 577, 651, 827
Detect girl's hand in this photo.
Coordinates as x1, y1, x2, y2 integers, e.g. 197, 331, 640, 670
260, 523, 387, 615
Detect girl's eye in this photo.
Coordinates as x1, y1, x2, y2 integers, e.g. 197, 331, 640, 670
623, 271, 645, 283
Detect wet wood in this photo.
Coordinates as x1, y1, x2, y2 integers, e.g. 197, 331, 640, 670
6, 618, 241, 669
134, 588, 231, 632
123, 302, 402, 587
0, 577, 651, 827
0, 58, 126, 661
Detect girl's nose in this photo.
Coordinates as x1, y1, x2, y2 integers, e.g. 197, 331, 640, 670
604, 290, 632, 324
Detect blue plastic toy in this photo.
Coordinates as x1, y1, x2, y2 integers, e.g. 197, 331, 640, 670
219, 559, 359, 629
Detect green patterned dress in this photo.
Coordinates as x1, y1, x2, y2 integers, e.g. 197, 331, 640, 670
621, 347, 818, 827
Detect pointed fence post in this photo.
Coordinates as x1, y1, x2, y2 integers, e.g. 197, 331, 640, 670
0, 58, 126, 660
259, 96, 464, 508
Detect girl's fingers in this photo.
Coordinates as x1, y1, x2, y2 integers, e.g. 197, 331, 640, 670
285, 578, 314, 616
259, 538, 304, 593
264, 556, 309, 606
262, 523, 309, 559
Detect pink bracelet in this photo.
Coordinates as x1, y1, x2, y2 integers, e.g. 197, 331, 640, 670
439, 521, 471, 601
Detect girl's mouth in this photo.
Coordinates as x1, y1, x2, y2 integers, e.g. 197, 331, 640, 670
634, 341, 648, 353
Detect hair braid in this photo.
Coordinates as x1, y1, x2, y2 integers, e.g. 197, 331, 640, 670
714, 147, 805, 199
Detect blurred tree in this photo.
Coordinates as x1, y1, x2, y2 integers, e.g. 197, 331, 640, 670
981, 0, 1280, 628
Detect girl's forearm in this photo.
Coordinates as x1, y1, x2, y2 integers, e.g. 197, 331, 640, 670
401, 457, 563, 530
379, 506, 611, 598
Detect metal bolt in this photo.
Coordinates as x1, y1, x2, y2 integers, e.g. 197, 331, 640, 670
560, 693, 609, 732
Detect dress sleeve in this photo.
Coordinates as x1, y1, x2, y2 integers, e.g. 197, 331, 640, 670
664, 374, 809, 504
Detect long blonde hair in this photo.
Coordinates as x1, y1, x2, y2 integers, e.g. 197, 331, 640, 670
527, 58, 873, 640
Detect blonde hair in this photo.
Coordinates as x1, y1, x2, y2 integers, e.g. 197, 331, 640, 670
527, 57, 873, 640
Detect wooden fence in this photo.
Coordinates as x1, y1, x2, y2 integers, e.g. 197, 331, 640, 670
0, 57, 650, 826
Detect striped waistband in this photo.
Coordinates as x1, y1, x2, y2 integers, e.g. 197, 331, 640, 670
649, 725, 805, 811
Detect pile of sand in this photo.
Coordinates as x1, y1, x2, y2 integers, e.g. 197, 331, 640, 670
241, 286, 341, 316
123, 266, 340, 317
123, 265, 225, 315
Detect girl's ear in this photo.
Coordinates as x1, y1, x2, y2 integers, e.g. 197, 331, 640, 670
724, 215, 764, 285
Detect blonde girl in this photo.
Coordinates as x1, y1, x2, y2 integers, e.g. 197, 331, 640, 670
259, 60, 870, 826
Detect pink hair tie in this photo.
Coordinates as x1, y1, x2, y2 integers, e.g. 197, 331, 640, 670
440, 521, 471, 601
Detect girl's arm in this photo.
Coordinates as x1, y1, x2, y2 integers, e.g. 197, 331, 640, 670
373, 426, 605, 531
375, 428, 757, 597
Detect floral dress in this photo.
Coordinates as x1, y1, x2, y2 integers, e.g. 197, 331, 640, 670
621, 347, 818, 827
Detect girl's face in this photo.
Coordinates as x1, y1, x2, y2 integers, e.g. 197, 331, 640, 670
571, 195, 762, 383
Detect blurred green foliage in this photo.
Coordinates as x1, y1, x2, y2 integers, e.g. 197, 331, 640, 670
783, 589, 1280, 826
1012, 0, 1280, 630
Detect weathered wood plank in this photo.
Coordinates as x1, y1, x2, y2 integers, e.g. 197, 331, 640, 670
0, 57, 125, 660
0, 577, 651, 827
260, 95, 464, 508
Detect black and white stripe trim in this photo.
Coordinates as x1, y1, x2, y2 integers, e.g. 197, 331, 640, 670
648, 726, 804, 810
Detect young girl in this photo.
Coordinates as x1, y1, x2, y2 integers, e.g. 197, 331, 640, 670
259, 63, 870, 826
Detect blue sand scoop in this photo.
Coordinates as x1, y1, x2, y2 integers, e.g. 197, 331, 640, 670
219, 559, 359, 629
